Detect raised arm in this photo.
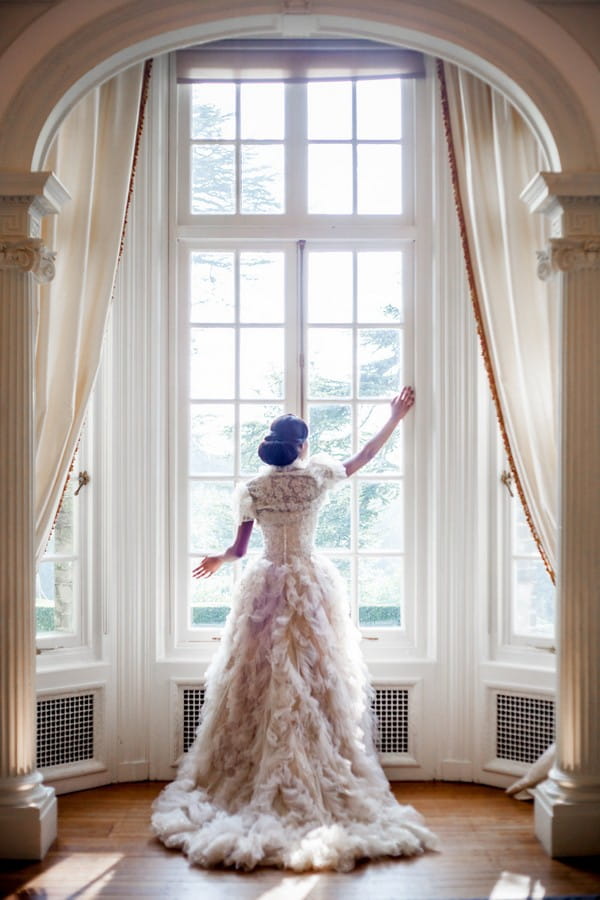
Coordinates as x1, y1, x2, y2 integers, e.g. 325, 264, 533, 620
192, 519, 254, 579
343, 387, 415, 477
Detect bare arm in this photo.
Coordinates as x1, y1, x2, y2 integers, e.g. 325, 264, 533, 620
192, 519, 254, 579
343, 387, 415, 477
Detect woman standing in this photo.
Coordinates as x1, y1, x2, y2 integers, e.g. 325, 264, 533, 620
152, 387, 437, 871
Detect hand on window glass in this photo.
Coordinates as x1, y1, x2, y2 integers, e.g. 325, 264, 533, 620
390, 386, 415, 422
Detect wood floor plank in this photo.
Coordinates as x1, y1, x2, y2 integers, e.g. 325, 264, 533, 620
1, 782, 599, 899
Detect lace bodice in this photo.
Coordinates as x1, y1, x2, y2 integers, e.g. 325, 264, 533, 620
235, 454, 346, 564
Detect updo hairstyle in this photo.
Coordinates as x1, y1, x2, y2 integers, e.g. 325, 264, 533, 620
258, 414, 309, 467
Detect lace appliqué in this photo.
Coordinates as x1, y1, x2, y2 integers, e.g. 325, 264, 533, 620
234, 454, 346, 525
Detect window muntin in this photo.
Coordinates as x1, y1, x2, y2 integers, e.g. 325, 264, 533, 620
36, 484, 80, 637
306, 79, 404, 215
306, 247, 406, 629
182, 76, 410, 222
510, 498, 555, 642
36, 436, 90, 649
189, 82, 285, 215
181, 241, 410, 636
186, 246, 288, 629
176, 73, 414, 644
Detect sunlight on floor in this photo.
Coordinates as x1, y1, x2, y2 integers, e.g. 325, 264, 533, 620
489, 871, 545, 899
19, 852, 123, 895
258, 873, 321, 900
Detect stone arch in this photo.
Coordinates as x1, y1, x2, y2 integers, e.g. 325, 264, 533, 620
0, 1, 598, 173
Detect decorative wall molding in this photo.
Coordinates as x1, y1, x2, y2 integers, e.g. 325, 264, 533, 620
537, 235, 600, 280
0, 237, 56, 283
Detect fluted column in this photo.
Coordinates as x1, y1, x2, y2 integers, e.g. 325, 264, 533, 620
0, 172, 69, 859
522, 172, 600, 857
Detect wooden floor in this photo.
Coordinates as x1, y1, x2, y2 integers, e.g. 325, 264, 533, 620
1, 782, 599, 899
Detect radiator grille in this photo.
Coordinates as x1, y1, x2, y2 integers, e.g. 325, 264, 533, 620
181, 686, 409, 755
182, 687, 206, 753
373, 688, 409, 753
496, 693, 555, 764
37, 693, 95, 769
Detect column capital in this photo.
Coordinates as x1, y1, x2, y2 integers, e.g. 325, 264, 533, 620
0, 237, 56, 283
522, 172, 600, 280
537, 235, 600, 281
0, 171, 70, 238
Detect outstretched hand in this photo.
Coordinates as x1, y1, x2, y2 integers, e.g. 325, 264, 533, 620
193, 556, 223, 579
390, 386, 415, 422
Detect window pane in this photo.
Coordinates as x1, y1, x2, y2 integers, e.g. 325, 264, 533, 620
357, 145, 402, 214
240, 403, 284, 474
357, 79, 402, 139
191, 328, 235, 399
358, 557, 403, 627
239, 327, 284, 399
359, 481, 403, 550
359, 404, 403, 473
315, 482, 351, 550
241, 83, 284, 139
307, 252, 353, 323
36, 560, 76, 634
308, 144, 352, 214
190, 404, 234, 475
240, 253, 285, 323
358, 328, 402, 397
307, 81, 352, 139
190, 565, 233, 627
308, 328, 352, 398
190, 252, 234, 322
45, 489, 76, 555
328, 557, 352, 603
189, 482, 234, 554
308, 403, 352, 459
512, 558, 555, 639
357, 251, 404, 323
513, 502, 539, 556
192, 144, 235, 214
191, 83, 236, 139
241, 145, 284, 214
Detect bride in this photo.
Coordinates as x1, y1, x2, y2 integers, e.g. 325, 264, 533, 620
152, 387, 437, 871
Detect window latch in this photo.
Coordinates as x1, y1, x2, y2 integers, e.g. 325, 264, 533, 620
500, 470, 514, 497
74, 470, 90, 496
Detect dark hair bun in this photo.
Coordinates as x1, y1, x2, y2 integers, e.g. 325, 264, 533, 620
258, 438, 300, 467
257, 414, 309, 467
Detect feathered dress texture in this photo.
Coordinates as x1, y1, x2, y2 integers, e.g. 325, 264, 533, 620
152, 454, 437, 871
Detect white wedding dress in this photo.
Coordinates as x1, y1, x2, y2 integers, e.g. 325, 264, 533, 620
152, 454, 437, 871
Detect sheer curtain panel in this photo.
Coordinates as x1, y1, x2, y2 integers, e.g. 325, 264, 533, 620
439, 62, 558, 579
35, 63, 146, 561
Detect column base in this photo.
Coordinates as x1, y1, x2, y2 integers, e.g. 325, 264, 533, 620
535, 778, 600, 857
0, 774, 57, 860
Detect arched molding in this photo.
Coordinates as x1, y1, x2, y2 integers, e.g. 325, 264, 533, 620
0, 0, 598, 171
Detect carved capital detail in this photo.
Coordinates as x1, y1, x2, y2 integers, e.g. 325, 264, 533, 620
537, 235, 600, 281
0, 237, 56, 283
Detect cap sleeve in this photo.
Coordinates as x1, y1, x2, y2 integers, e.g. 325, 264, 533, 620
308, 453, 347, 490
233, 482, 256, 524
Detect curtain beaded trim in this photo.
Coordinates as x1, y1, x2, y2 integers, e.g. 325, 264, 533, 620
436, 59, 555, 585
48, 59, 154, 546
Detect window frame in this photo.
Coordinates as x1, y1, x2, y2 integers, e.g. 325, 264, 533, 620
35, 416, 94, 655
492, 440, 556, 662
171, 70, 422, 656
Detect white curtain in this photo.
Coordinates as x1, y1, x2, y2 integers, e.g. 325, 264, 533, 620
441, 63, 558, 578
35, 63, 146, 561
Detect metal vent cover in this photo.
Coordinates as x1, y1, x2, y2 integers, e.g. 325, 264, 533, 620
182, 686, 206, 753
182, 685, 409, 755
37, 692, 95, 769
496, 692, 555, 765
373, 687, 409, 754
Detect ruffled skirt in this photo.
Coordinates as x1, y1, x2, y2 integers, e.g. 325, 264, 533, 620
151, 553, 437, 871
